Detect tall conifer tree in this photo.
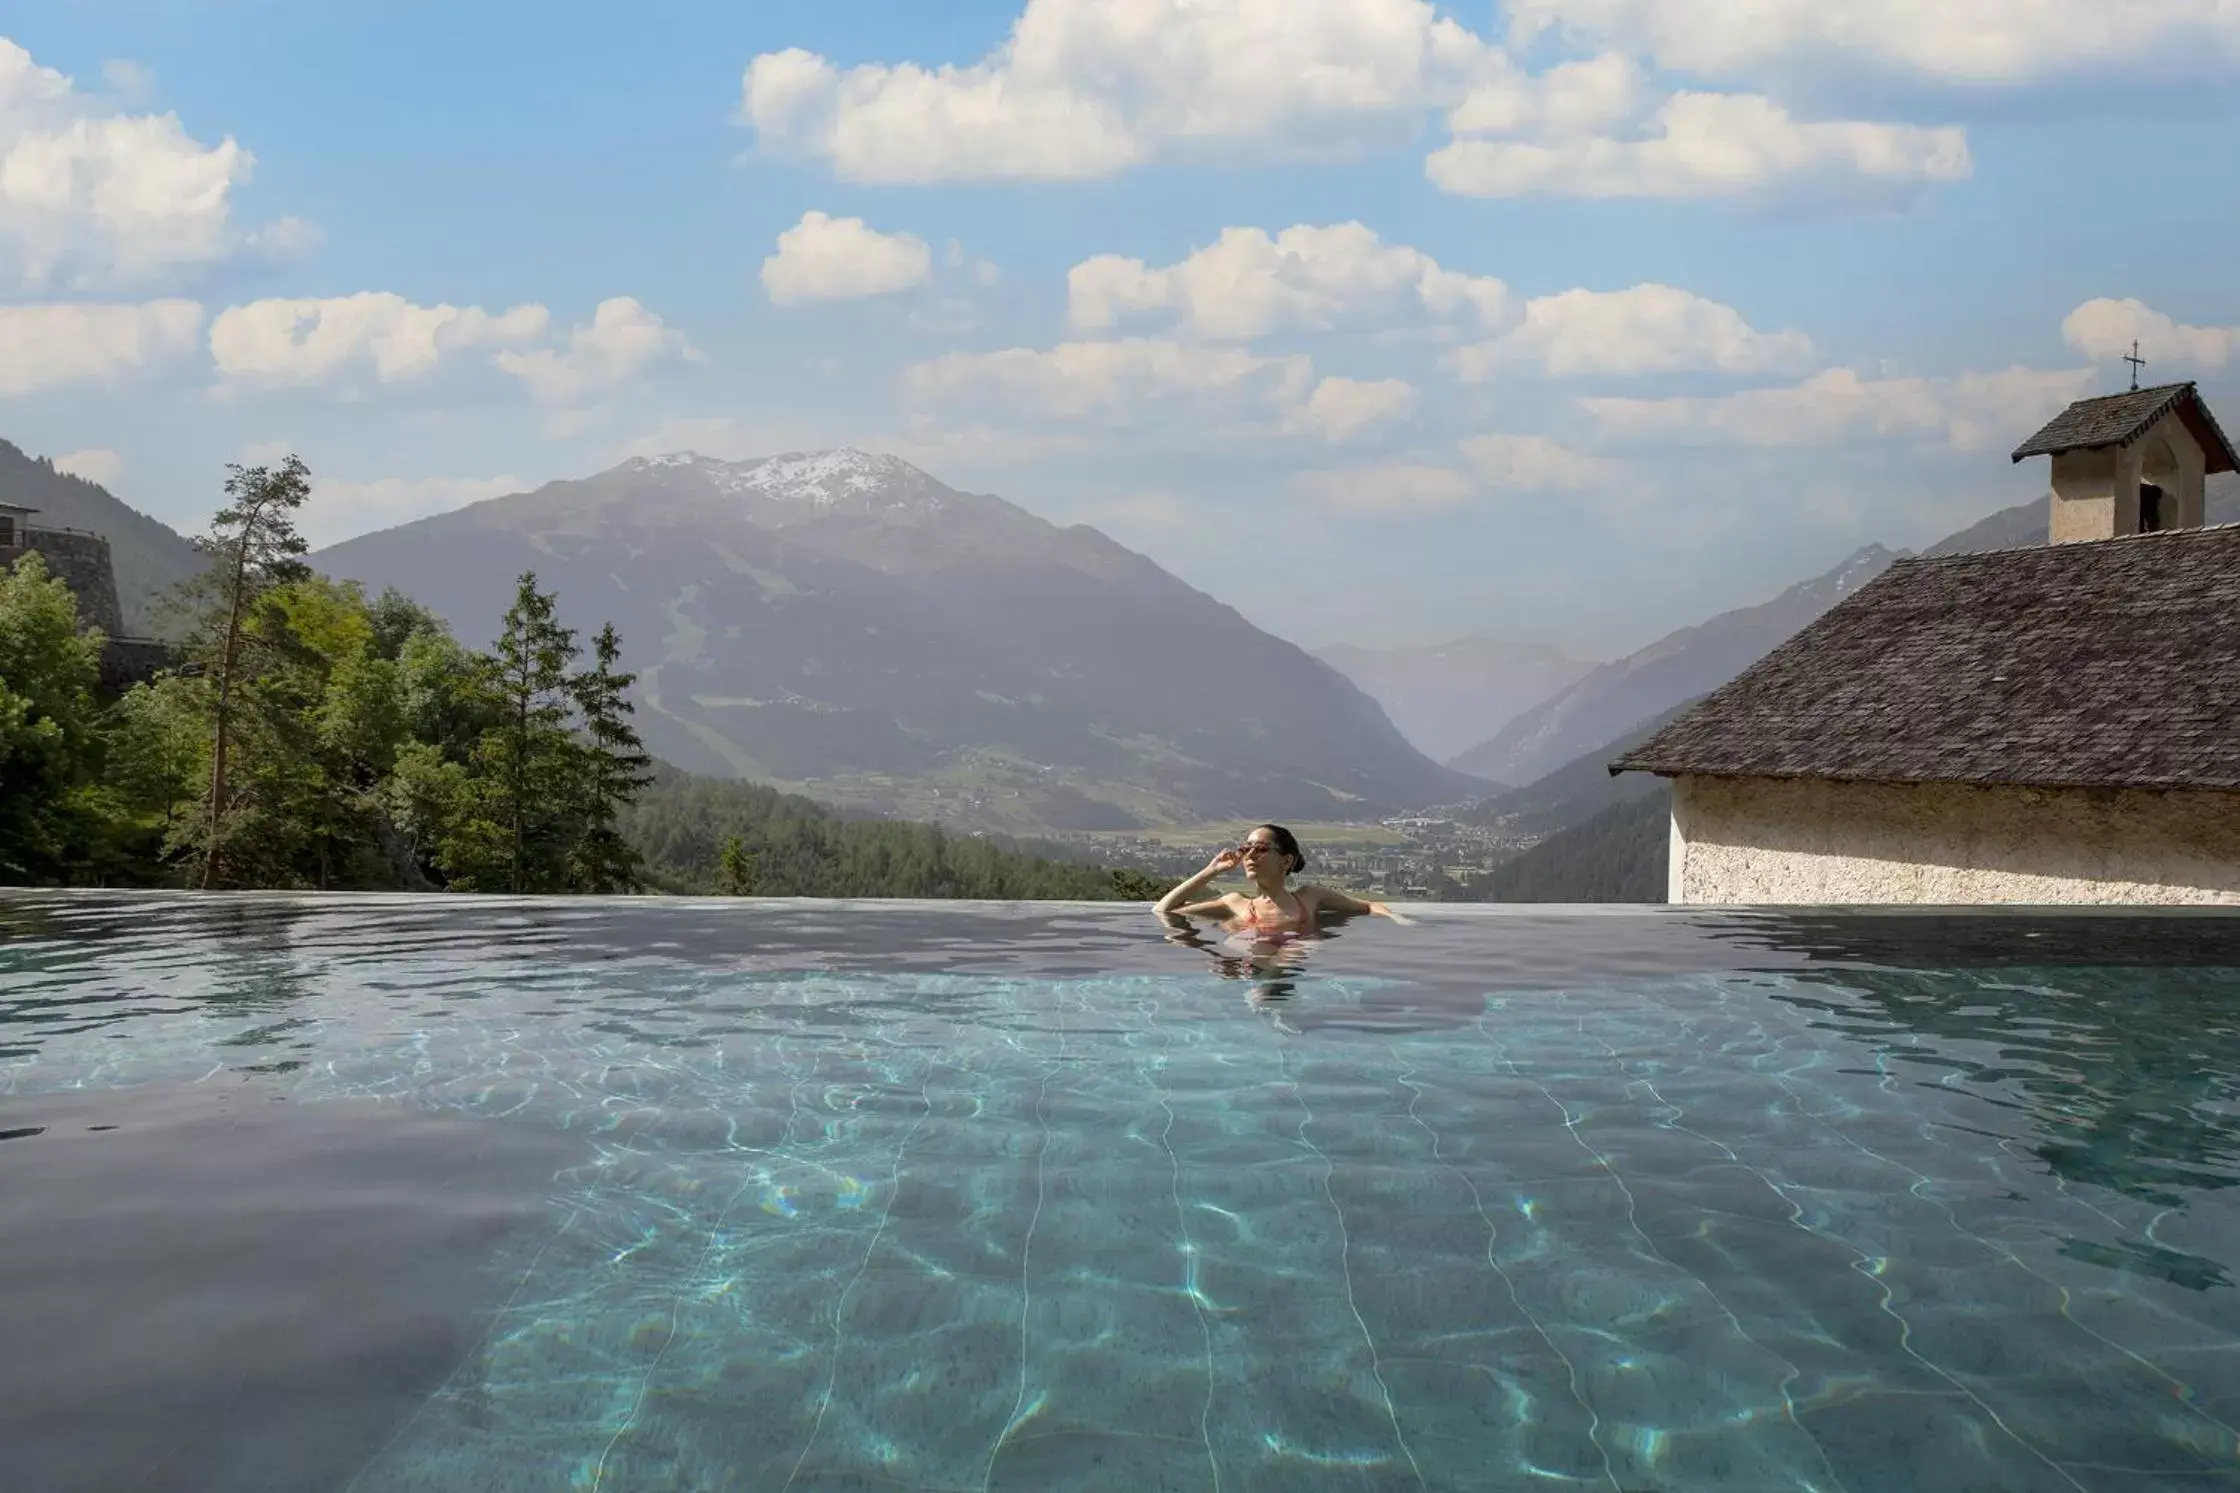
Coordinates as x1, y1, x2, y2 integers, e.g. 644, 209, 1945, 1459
567, 622, 653, 892
476, 572, 578, 893
191, 456, 311, 888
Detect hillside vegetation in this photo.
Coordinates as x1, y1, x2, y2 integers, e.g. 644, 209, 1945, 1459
619, 769, 1156, 898
313, 450, 1477, 835
1471, 790, 1670, 903
1459, 698, 1695, 837
0, 457, 1164, 901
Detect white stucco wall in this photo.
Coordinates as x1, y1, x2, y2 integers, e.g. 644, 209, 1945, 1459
2048, 408, 2209, 542
1669, 774, 2240, 905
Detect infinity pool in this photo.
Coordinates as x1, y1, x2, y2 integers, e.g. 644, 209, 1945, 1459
4, 895, 2239, 1492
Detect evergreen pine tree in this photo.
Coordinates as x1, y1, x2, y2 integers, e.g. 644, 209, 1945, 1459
189, 455, 312, 887
1108, 868, 1169, 901
463, 572, 578, 893
567, 622, 653, 893
717, 835, 759, 896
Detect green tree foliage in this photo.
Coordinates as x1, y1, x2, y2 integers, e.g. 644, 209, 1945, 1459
107, 674, 205, 851
1108, 867, 1171, 901
1467, 789, 1670, 903
187, 455, 313, 888
398, 579, 658, 894
717, 835, 760, 896
366, 587, 446, 661
108, 572, 431, 889
101, 567, 657, 894
0, 554, 111, 881
3, 464, 1163, 900
433, 573, 581, 892
567, 622, 653, 893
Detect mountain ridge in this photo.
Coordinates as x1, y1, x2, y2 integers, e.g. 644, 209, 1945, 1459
314, 449, 1477, 834
1448, 543, 1904, 788
1447, 475, 2240, 794
1314, 634, 1592, 766
1456, 473, 2240, 899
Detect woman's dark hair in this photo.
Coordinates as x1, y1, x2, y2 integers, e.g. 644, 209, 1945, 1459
1255, 823, 1305, 874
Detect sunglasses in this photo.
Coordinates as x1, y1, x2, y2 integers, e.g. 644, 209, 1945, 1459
1238, 842, 1279, 858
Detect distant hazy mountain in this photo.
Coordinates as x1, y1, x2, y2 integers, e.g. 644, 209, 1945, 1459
1314, 635, 1592, 767
1452, 704, 1688, 903
315, 449, 1479, 834
1458, 697, 1696, 836
0, 441, 202, 633
1448, 545, 1903, 788
1456, 474, 2240, 898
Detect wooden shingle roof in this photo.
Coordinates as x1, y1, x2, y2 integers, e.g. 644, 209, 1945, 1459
1610, 524, 2240, 792
2011, 382, 2239, 474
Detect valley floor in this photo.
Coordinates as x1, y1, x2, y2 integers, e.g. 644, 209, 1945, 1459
1063, 812, 1540, 899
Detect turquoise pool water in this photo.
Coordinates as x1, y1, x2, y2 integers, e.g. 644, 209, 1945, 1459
3, 895, 2239, 1492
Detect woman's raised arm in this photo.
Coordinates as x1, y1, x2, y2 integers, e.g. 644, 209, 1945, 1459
1309, 885, 1408, 922
1155, 847, 1245, 918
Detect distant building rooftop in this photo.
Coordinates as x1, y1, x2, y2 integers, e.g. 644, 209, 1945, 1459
1611, 524, 2240, 793
2011, 381, 2238, 473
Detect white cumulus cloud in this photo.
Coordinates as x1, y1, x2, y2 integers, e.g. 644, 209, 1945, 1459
742, 0, 1498, 182
1428, 91, 1969, 200
903, 337, 1315, 427
1445, 50, 1647, 138
1460, 432, 1630, 490
762, 211, 935, 305
1284, 376, 1419, 442
1068, 222, 1508, 340
0, 37, 291, 289
0, 298, 204, 395
1446, 283, 1817, 380
1585, 365, 2095, 454
738, 2, 1975, 208
903, 336, 1417, 449
2062, 298, 2240, 375
209, 293, 550, 386
495, 296, 699, 405
1505, 0, 2240, 87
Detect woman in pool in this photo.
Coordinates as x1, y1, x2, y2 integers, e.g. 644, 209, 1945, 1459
1152, 824, 1404, 936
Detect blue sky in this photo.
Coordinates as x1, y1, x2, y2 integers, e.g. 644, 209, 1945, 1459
3, 1, 2237, 658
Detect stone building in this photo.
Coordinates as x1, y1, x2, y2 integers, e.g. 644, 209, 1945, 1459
1, 501, 174, 690
1611, 381, 2240, 905
1, 501, 124, 636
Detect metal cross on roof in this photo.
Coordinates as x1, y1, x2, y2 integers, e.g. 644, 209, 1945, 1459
2126, 340, 2147, 392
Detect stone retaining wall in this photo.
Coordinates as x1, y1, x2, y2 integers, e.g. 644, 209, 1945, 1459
5, 529, 124, 636
99, 638, 180, 693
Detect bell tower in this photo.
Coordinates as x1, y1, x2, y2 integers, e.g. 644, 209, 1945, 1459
2011, 381, 2238, 543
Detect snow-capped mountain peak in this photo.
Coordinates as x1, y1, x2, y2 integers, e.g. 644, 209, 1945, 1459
624, 448, 947, 514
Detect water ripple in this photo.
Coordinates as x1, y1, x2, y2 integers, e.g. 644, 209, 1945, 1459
2, 894, 2238, 1492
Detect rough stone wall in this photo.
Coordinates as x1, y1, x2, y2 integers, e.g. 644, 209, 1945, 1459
99, 638, 180, 694
8, 530, 124, 636
1670, 773, 2240, 905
